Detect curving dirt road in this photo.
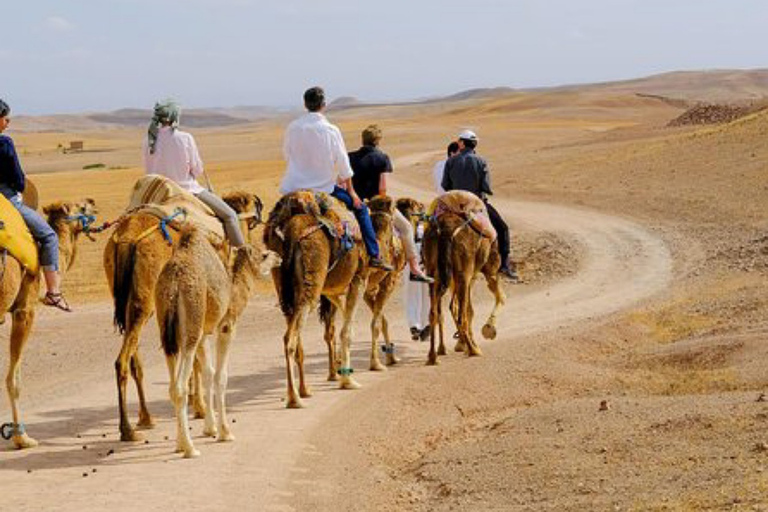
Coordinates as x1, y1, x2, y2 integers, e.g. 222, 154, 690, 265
0, 181, 671, 511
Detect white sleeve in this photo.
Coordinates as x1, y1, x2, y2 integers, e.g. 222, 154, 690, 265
187, 134, 204, 178
332, 127, 354, 180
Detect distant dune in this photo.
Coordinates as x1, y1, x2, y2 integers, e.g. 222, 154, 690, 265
12, 68, 768, 132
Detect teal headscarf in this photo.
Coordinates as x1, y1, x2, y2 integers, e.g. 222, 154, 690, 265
147, 100, 181, 154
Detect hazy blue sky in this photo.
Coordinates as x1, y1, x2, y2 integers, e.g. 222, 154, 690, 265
3, 0, 766, 114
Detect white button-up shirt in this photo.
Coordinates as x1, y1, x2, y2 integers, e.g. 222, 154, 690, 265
143, 126, 205, 194
280, 112, 353, 194
432, 158, 447, 194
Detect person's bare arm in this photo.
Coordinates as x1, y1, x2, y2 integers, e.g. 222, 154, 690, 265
378, 173, 387, 196
341, 177, 363, 208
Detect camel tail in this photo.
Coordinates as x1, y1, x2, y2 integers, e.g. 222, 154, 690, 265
279, 240, 297, 317
160, 300, 180, 357
318, 296, 333, 324
437, 226, 453, 296
113, 241, 137, 334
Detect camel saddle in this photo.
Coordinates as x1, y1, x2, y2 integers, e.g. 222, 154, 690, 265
126, 174, 225, 240
268, 190, 362, 244
428, 190, 497, 241
0, 194, 39, 274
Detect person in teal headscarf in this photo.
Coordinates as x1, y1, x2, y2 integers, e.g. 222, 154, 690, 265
143, 100, 245, 247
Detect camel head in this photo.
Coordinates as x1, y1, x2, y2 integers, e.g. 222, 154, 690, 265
367, 195, 395, 215
396, 197, 427, 231
222, 191, 264, 231
42, 198, 99, 236
232, 244, 282, 278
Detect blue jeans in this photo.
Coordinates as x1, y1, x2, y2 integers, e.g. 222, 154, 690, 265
1, 185, 59, 271
331, 186, 379, 258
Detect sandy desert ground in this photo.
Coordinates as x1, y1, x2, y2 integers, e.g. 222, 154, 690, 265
2, 71, 768, 511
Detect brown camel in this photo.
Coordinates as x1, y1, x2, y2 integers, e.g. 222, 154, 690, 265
363, 195, 411, 370
156, 227, 279, 458
422, 191, 506, 365
104, 191, 263, 442
264, 192, 368, 408
1, 199, 98, 449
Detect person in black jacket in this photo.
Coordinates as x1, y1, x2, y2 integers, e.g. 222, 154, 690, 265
0, 99, 71, 311
441, 130, 519, 282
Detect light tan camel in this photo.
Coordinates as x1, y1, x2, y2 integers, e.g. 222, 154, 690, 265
156, 227, 279, 458
364, 195, 409, 370
1, 199, 98, 449
264, 192, 368, 408
422, 192, 506, 365
103, 191, 263, 442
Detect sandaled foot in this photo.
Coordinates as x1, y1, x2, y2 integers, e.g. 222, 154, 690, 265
409, 272, 434, 284
41, 292, 72, 312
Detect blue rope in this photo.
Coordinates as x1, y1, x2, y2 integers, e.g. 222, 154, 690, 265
66, 213, 97, 233
380, 344, 396, 354
0, 422, 25, 440
159, 208, 186, 244
336, 367, 354, 377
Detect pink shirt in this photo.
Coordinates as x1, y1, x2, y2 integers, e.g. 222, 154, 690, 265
143, 127, 205, 194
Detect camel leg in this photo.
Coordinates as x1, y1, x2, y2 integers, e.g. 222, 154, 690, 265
283, 309, 307, 408
115, 307, 150, 442
6, 308, 38, 449
481, 270, 506, 340
214, 322, 235, 442
456, 277, 482, 357
196, 337, 217, 438
297, 336, 313, 398
427, 282, 440, 366
130, 352, 155, 428
369, 301, 386, 372
189, 358, 206, 420
339, 277, 363, 390
172, 346, 200, 458
381, 314, 399, 366
322, 307, 338, 381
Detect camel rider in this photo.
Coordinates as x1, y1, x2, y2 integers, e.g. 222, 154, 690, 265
0, 99, 71, 311
280, 86, 393, 271
143, 100, 245, 248
441, 130, 520, 282
348, 124, 433, 283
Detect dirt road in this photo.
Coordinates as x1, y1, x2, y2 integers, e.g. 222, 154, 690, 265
0, 183, 671, 511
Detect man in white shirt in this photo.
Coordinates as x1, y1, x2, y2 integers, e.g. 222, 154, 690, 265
281, 87, 391, 270
432, 141, 460, 194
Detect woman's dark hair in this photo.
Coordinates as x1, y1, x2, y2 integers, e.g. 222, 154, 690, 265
447, 141, 459, 156
304, 87, 325, 112
0, 99, 10, 118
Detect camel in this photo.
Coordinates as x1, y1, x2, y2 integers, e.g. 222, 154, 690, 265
1, 199, 98, 449
263, 192, 368, 408
421, 191, 506, 365
156, 227, 279, 458
104, 191, 263, 442
363, 195, 413, 370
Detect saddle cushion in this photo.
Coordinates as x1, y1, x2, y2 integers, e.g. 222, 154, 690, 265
127, 175, 225, 240
269, 190, 362, 242
0, 194, 39, 274
428, 190, 497, 241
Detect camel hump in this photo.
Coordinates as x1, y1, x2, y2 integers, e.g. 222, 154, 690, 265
126, 175, 225, 240
0, 194, 39, 274
428, 190, 497, 241
267, 190, 362, 242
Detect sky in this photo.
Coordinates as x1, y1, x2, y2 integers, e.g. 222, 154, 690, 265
2, 0, 767, 115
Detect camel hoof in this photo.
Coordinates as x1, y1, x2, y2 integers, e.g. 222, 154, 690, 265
286, 397, 305, 409
299, 386, 313, 398
12, 434, 39, 450
327, 373, 339, 382
136, 417, 156, 429
217, 431, 235, 443
203, 426, 218, 438
453, 341, 466, 353
121, 429, 145, 442
192, 410, 206, 420
438, 345, 447, 356
370, 361, 387, 372
339, 377, 362, 390
481, 324, 497, 340
183, 448, 201, 459
468, 346, 483, 357
386, 355, 400, 366
426, 355, 439, 366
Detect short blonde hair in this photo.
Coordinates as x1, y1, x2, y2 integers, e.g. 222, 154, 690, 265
362, 124, 382, 146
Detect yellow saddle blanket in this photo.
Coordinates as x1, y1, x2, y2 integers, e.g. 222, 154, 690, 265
428, 190, 497, 241
127, 175, 225, 240
0, 194, 39, 274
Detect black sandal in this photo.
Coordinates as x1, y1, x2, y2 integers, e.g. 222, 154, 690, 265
41, 292, 72, 312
